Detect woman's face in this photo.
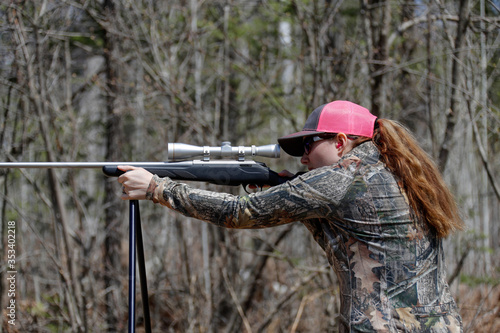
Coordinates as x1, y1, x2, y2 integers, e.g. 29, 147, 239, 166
300, 133, 353, 170
300, 137, 340, 170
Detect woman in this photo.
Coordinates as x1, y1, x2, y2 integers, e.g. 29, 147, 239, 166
119, 100, 464, 332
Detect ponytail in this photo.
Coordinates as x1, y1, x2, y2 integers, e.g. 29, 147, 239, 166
353, 119, 465, 238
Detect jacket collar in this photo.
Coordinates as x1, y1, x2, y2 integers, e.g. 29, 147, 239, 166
340, 141, 380, 165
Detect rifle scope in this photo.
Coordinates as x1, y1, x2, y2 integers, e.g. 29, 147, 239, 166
168, 142, 280, 161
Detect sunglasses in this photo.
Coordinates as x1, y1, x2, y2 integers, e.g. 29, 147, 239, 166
303, 135, 335, 155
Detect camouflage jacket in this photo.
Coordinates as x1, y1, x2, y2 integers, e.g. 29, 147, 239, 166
146, 141, 462, 332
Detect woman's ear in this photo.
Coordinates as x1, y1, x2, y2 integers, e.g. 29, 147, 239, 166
336, 133, 348, 151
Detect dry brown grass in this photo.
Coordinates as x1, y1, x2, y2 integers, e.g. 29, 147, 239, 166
458, 283, 500, 333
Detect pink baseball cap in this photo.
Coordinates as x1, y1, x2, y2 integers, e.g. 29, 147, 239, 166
278, 100, 377, 156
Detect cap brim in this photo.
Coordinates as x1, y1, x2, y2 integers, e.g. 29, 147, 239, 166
277, 130, 326, 156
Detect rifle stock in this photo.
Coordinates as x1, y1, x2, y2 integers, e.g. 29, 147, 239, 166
102, 160, 288, 187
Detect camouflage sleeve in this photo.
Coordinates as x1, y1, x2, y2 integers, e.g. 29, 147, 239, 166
145, 168, 352, 229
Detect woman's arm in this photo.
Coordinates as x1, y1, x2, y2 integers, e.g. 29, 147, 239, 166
117, 164, 353, 230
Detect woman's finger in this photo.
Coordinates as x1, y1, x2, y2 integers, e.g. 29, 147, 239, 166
118, 165, 138, 172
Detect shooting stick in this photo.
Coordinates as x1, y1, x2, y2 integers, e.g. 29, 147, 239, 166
129, 200, 152, 333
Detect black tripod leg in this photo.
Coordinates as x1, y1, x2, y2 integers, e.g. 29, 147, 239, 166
134, 201, 152, 333
128, 200, 137, 333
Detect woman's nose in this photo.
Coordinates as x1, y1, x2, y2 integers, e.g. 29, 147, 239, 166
300, 154, 308, 165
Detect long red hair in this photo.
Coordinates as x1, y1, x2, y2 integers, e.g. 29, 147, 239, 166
353, 119, 465, 238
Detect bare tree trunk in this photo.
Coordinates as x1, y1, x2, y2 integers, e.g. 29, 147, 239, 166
222, 2, 231, 140
190, 0, 215, 329
478, 0, 491, 275
438, 0, 470, 171
426, 8, 437, 156
0, 71, 16, 333
361, 0, 391, 116
102, 1, 124, 331
174, 216, 193, 328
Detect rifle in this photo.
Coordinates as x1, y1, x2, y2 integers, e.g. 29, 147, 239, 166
0, 141, 287, 189
0, 141, 288, 333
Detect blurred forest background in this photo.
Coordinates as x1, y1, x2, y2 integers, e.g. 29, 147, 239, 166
0, 0, 499, 332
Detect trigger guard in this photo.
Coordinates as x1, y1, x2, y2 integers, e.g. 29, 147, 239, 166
243, 184, 261, 194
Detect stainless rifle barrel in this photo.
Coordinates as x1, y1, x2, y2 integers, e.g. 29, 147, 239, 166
0, 162, 169, 168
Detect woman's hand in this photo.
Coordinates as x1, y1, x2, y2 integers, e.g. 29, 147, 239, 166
246, 170, 296, 191
278, 170, 295, 178
117, 165, 154, 200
